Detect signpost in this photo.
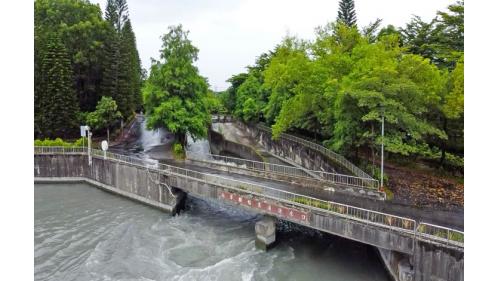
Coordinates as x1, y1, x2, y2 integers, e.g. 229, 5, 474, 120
101, 140, 108, 159
80, 125, 91, 166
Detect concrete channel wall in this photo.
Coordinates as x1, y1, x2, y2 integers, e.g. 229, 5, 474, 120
34, 154, 185, 213
207, 126, 383, 199
34, 153, 463, 281
235, 122, 354, 175
208, 129, 264, 162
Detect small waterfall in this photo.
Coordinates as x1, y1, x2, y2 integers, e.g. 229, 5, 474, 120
139, 119, 170, 152
186, 134, 212, 160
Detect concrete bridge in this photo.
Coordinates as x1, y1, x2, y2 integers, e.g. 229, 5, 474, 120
34, 146, 463, 281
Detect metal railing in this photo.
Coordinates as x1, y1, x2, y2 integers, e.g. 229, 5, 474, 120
34, 146, 87, 154
255, 124, 374, 180
186, 151, 379, 190
34, 146, 463, 249
91, 149, 158, 168
211, 115, 233, 123
417, 223, 464, 247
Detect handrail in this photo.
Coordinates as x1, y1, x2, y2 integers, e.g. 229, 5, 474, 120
34, 146, 463, 249
186, 151, 379, 190
416, 222, 464, 248
255, 124, 374, 180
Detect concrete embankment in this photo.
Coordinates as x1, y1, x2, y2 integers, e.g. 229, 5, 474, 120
34, 154, 186, 214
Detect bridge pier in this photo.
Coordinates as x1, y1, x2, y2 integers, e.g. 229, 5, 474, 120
378, 248, 415, 281
255, 216, 276, 251
170, 187, 187, 215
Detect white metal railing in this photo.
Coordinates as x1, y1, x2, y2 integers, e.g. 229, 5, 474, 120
211, 115, 233, 123
416, 222, 464, 248
34, 146, 463, 249
186, 151, 379, 190
255, 124, 374, 180
34, 146, 87, 154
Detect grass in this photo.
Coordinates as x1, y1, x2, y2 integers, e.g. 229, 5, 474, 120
417, 225, 464, 243
292, 197, 331, 210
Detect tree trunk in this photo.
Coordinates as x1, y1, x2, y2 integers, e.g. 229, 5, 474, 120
176, 132, 187, 148
107, 128, 110, 143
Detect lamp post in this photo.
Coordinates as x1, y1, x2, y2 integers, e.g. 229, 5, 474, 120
87, 127, 92, 166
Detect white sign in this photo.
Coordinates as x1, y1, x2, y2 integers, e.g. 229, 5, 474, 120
101, 140, 109, 151
80, 126, 87, 137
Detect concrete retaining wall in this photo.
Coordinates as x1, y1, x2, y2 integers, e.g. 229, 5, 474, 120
413, 241, 464, 281
184, 158, 384, 200
235, 122, 353, 175
378, 248, 414, 281
208, 128, 264, 162
34, 155, 184, 213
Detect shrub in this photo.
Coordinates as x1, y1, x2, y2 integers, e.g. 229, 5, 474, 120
34, 138, 82, 147
173, 143, 185, 159
74, 137, 86, 147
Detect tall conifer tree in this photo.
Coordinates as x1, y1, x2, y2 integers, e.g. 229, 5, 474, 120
101, 0, 141, 118
121, 20, 143, 112
39, 34, 79, 138
337, 0, 357, 27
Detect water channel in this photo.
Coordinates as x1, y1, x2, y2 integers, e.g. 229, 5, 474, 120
34, 117, 391, 281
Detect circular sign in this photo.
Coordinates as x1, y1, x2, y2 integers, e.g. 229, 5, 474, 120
101, 140, 108, 151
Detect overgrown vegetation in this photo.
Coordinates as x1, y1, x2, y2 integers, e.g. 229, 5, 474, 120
218, 1, 464, 176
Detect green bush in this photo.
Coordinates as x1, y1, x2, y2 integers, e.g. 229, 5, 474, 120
34, 138, 83, 147
173, 143, 185, 159
74, 137, 86, 147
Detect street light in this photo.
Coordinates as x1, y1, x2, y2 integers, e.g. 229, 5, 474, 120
81, 125, 92, 166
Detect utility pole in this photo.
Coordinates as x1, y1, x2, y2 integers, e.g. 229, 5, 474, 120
88, 129, 92, 166
380, 114, 384, 188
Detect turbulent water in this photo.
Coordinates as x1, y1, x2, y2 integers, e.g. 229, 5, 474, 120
35, 183, 391, 281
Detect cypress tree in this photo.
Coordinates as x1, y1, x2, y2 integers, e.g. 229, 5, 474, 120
39, 34, 79, 138
101, 0, 141, 119
121, 20, 142, 113
101, 27, 121, 112
337, 0, 357, 27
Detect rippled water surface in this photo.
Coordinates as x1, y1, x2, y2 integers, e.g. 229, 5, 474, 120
35, 183, 390, 281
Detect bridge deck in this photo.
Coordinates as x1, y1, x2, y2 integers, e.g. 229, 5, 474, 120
163, 159, 463, 230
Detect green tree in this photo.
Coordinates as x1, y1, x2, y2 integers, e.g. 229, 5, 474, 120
142, 25, 211, 148
101, 0, 141, 119
234, 74, 266, 122
362, 18, 382, 43
121, 20, 143, 112
223, 73, 248, 112
35, 0, 109, 112
264, 36, 326, 137
337, 0, 357, 27
86, 96, 122, 142
38, 34, 79, 138
400, 1, 463, 70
